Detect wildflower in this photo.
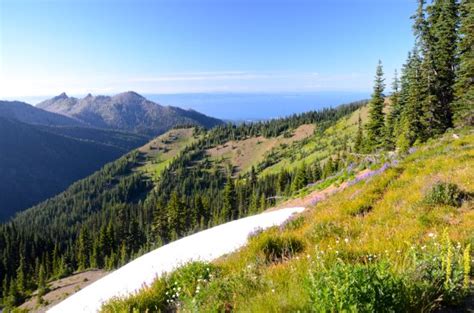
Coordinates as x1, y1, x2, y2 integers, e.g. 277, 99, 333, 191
344, 238, 349, 244
421, 245, 426, 250
428, 232, 435, 238
271, 289, 275, 293
336, 239, 340, 244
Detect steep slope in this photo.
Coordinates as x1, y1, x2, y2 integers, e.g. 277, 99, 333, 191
36, 125, 149, 151
50, 207, 305, 313
0, 100, 85, 127
0, 101, 364, 311
37, 91, 224, 136
0, 117, 127, 221
103, 129, 474, 313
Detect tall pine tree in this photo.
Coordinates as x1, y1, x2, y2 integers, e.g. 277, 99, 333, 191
366, 60, 386, 151
397, 49, 426, 151
425, 0, 459, 134
453, 0, 474, 126
385, 70, 401, 150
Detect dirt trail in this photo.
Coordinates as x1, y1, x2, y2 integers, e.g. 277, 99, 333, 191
19, 270, 108, 313
267, 168, 374, 212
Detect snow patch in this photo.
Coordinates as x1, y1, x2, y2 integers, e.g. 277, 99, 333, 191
49, 207, 305, 313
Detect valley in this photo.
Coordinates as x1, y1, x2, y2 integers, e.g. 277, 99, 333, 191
0, 0, 473, 311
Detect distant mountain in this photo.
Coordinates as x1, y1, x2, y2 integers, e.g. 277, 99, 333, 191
0, 117, 130, 221
37, 91, 224, 136
0, 99, 151, 150
0, 100, 85, 127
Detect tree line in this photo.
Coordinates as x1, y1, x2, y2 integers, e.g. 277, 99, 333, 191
0, 100, 362, 309
356, 0, 472, 154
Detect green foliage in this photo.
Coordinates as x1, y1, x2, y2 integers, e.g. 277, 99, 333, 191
103, 132, 474, 312
258, 234, 305, 263
0, 102, 363, 308
101, 262, 219, 313
453, 0, 474, 126
306, 235, 472, 313
0, 117, 128, 221
354, 114, 365, 153
385, 70, 401, 150
424, 182, 468, 207
366, 60, 386, 151
307, 261, 408, 312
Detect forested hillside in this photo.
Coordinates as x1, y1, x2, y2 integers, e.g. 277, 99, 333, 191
0, 117, 132, 221
0, 101, 365, 310
0, 101, 148, 220
0, 0, 472, 311
102, 1, 474, 310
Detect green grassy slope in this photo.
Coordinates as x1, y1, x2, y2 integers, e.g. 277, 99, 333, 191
137, 128, 201, 180
103, 128, 474, 312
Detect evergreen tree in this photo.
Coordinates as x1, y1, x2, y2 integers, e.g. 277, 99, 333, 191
366, 60, 386, 150
15, 255, 26, 297
291, 163, 308, 193
312, 163, 322, 182
354, 114, 364, 153
77, 226, 92, 271
37, 264, 47, 299
6, 278, 21, 308
453, 0, 474, 126
397, 50, 426, 151
322, 157, 334, 179
167, 191, 186, 237
385, 70, 401, 150
259, 193, 267, 211
425, 0, 458, 134
222, 176, 237, 220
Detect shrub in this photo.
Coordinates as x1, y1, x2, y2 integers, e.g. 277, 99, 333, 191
309, 221, 345, 241
281, 215, 306, 231
101, 262, 220, 312
259, 235, 305, 263
307, 261, 408, 312
425, 182, 467, 207
306, 237, 472, 312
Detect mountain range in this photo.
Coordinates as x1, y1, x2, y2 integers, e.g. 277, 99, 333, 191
37, 91, 224, 137
0, 93, 224, 220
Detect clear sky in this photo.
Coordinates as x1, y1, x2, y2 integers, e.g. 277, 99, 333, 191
0, 0, 417, 98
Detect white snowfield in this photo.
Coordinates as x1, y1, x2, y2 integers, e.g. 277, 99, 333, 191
48, 207, 305, 313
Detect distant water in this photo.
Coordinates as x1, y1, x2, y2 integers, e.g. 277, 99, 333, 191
15, 91, 369, 121
146, 92, 369, 121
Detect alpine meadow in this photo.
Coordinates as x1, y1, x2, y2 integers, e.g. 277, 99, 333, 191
0, 0, 472, 312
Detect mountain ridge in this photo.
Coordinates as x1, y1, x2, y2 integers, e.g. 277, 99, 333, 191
0, 117, 128, 221
37, 91, 224, 136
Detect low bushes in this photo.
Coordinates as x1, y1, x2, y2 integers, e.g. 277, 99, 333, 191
425, 182, 468, 207
306, 235, 472, 312
258, 234, 305, 263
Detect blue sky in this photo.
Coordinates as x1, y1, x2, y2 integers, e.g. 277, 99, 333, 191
0, 0, 416, 98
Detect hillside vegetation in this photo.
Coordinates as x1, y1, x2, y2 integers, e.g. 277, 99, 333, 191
0, 101, 364, 310
0, 117, 131, 221
103, 129, 474, 312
